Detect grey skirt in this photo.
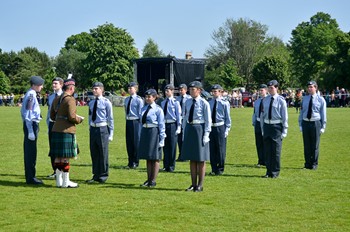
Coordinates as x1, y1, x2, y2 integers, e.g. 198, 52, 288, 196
181, 123, 209, 161
138, 127, 162, 160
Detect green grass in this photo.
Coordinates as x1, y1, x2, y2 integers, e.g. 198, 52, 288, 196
0, 106, 349, 231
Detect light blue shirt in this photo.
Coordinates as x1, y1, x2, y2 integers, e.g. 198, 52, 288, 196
88, 96, 114, 134
46, 89, 63, 127
124, 94, 144, 119
209, 97, 231, 130
261, 94, 288, 134
176, 94, 192, 117
140, 102, 166, 142
20, 89, 42, 134
160, 96, 181, 127
252, 97, 265, 126
183, 96, 212, 134
298, 94, 327, 129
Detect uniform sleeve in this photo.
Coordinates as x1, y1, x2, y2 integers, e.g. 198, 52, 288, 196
224, 101, 231, 130
298, 98, 304, 128
280, 98, 288, 133
320, 97, 327, 130
157, 108, 166, 142
175, 100, 182, 127
106, 100, 114, 135
67, 98, 82, 124
138, 97, 144, 120
203, 100, 212, 134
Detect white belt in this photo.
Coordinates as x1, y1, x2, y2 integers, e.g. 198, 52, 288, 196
256, 118, 261, 122
126, 116, 139, 120
187, 120, 205, 124
49, 119, 55, 122
143, 123, 158, 128
264, 119, 282, 124
165, 119, 176, 123
303, 118, 319, 122
212, 121, 224, 127
90, 122, 108, 127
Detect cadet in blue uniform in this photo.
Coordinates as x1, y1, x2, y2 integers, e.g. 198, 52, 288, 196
46, 77, 63, 178
182, 81, 211, 192
21, 76, 45, 185
138, 89, 166, 187
124, 82, 144, 169
252, 84, 268, 167
161, 84, 181, 172
260, 80, 288, 178
86, 82, 114, 183
298, 81, 327, 170
208, 84, 231, 175
175, 84, 191, 161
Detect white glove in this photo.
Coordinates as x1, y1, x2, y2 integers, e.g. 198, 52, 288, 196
224, 128, 229, 138
281, 133, 287, 139
320, 128, 325, 134
159, 140, 165, 147
175, 126, 181, 135
203, 132, 210, 144
28, 132, 35, 141
77, 115, 84, 122
299, 126, 303, 132
108, 135, 113, 142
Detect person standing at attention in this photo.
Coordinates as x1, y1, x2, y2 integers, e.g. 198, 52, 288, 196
124, 82, 144, 169
161, 84, 181, 172
86, 82, 114, 184
252, 84, 268, 167
260, 80, 288, 178
298, 81, 327, 170
21, 76, 45, 185
46, 77, 63, 179
181, 81, 211, 192
138, 89, 165, 188
208, 84, 231, 176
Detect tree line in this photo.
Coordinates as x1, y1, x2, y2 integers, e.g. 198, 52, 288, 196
0, 12, 349, 95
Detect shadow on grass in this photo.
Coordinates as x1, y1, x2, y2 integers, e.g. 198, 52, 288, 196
206, 173, 262, 178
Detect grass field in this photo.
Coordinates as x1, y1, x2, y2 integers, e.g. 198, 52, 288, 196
0, 106, 349, 231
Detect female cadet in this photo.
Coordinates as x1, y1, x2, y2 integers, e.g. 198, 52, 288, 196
182, 81, 212, 192
138, 89, 165, 187
50, 79, 84, 188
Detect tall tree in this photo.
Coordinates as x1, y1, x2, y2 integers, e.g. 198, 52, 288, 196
142, 38, 165, 58
0, 70, 10, 94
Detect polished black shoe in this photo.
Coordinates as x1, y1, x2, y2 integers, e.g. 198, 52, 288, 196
271, 175, 278, 179
140, 180, 149, 187
208, 172, 216, 176
46, 173, 56, 179
261, 174, 270, 178
148, 181, 156, 187
85, 179, 97, 184
194, 186, 203, 192
27, 177, 44, 185
216, 171, 223, 176
186, 185, 195, 191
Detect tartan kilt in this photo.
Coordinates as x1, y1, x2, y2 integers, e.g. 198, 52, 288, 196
50, 132, 78, 158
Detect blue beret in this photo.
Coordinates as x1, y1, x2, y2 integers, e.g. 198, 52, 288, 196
211, 84, 223, 90
164, 84, 174, 90
189, 81, 202, 89
145, 88, 157, 96
93, 82, 104, 88
179, 84, 187, 89
128, 82, 138, 87
267, 80, 279, 87
30, 76, 44, 86
307, 81, 317, 86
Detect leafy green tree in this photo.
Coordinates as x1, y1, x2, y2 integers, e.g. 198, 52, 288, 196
252, 56, 290, 89
289, 12, 343, 88
0, 70, 10, 94
142, 38, 165, 57
64, 32, 94, 53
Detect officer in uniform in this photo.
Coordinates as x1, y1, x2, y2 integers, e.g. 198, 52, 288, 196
86, 82, 114, 183
252, 84, 268, 167
182, 81, 211, 192
21, 76, 45, 185
138, 89, 166, 187
46, 77, 63, 178
260, 80, 288, 178
124, 82, 144, 169
298, 81, 327, 170
161, 84, 181, 172
208, 84, 231, 175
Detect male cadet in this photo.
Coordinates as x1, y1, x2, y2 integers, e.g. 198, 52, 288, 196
208, 84, 231, 175
175, 83, 191, 161
46, 77, 63, 178
86, 82, 114, 184
260, 80, 288, 178
252, 84, 268, 167
161, 84, 181, 172
124, 82, 144, 169
21, 76, 45, 185
298, 81, 327, 170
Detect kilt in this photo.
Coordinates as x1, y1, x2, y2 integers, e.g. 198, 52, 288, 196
138, 127, 162, 160
181, 123, 209, 162
50, 132, 78, 158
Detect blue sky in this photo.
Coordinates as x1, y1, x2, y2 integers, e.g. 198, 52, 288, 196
0, 0, 349, 58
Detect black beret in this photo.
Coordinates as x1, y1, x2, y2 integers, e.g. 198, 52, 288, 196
211, 84, 223, 90
128, 82, 138, 87
93, 82, 104, 88
164, 84, 174, 90
64, 78, 76, 87
30, 76, 44, 86
52, 77, 63, 83
189, 81, 202, 89
259, 84, 267, 89
145, 88, 157, 96
307, 81, 317, 86
179, 84, 187, 89
267, 80, 279, 87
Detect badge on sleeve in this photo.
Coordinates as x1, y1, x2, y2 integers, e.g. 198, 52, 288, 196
26, 94, 34, 110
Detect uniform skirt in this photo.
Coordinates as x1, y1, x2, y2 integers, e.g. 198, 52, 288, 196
50, 132, 78, 158
138, 127, 162, 160
181, 123, 209, 162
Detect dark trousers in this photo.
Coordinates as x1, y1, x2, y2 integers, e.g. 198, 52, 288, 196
302, 120, 321, 169
209, 125, 227, 174
177, 128, 184, 160
23, 122, 39, 183
263, 123, 283, 177
163, 123, 177, 171
254, 121, 265, 165
90, 126, 109, 182
48, 121, 55, 171
126, 120, 140, 167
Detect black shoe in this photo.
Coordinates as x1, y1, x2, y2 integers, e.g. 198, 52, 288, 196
27, 177, 43, 185
148, 181, 156, 187
186, 185, 195, 191
46, 173, 56, 179
140, 180, 149, 187
85, 179, 97, 184
216, 171, 223, 176
160, 168, 167, 172
208, 172, 216, 176
271, 175, 278, 179
261, 175, 270, 178
194, 186, 203, 192
132, 164, 138, 169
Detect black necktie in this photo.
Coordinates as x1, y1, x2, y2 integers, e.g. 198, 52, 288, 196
163, 98, 169, 116
180, 96, 184, 110
92, 97, 98, 122
212, 99, 217, 123
258, 98, 263, 117
126, 97, 132, 115
307, 95, 313, 119
142, 105, 151, 124
268, 97, 274, 120
188, 99, 196, 123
